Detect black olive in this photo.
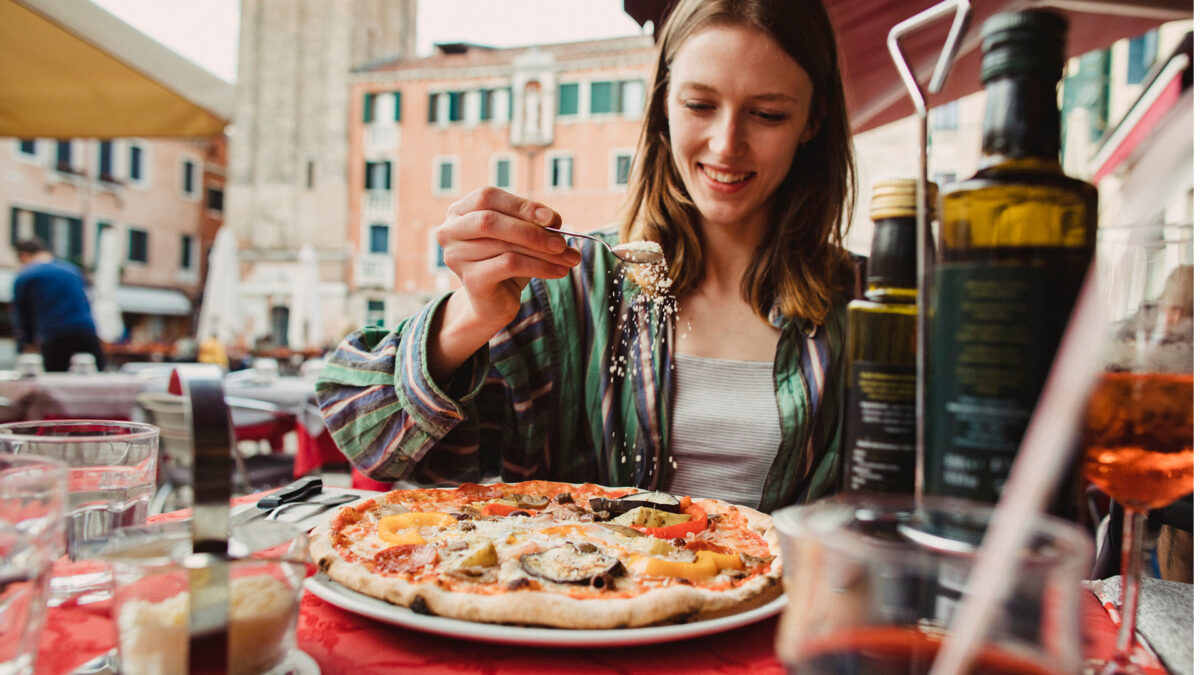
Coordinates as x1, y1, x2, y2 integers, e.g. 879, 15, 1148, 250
672, 538, 686, 547
554, 492, 574, 504
410, 596, 433, 615
506, 577, 531, 591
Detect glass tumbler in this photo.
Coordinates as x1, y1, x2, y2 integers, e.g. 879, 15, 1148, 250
773, 496, 1092, 674
0, 522, 51, 675
0, 420, 158, 604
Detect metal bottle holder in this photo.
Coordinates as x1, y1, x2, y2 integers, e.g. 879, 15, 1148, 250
885, 0, 973, 497
171, 364, 234, 672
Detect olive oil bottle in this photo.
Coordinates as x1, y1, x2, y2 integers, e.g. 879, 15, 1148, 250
841, 179, 932, 495
924, 10, 1097, 508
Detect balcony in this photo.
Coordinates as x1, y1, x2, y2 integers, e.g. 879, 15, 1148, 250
362, 191, 394, 220
365, 125, 396, 153
355, 254, 395, 290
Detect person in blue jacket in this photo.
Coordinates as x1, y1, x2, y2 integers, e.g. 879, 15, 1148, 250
12, 238, 106, 372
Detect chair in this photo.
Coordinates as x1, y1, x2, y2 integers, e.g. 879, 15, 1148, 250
138, 392, 297, 514
227, 395, 295, 454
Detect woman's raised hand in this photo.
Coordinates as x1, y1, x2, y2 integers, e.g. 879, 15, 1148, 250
430, 188, 581, 379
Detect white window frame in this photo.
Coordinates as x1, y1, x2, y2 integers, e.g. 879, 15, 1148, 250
464, 90, 481, 127
490, 153, 517, 190
546, 151, 574, 193
126, 139, 151, 189
609, 148, 635, 191
126, 226, 150, 265
365, 298, 388, 328
13, 139, 40, 164
620, 79, 646, 117
179, 155, 201, 201
432, 155, 460, 197
366, 222, 391, 255
489, 87, 511, 125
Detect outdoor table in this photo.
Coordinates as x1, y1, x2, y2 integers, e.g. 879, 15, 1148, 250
34, 493, 1174, 675
0, 371, 166, 422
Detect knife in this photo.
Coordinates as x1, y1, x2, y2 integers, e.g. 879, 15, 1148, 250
231, 475, 324, 526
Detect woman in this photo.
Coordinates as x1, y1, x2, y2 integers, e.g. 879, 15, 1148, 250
318, 0, 857, 512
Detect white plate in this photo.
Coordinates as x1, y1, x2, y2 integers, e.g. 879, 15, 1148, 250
303, 572, 785, 647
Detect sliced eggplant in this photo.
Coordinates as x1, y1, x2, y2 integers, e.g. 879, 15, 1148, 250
588, 491, 682, 517
519, 544, 625, 587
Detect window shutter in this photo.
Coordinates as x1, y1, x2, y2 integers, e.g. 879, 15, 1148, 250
428, 92, 439, 123
448, 92, 463, 122
479, 89, 492, 121
384, 162, 392, 190
363, 92, 376, 123
590, 82, 613, 114
393, 92, 402, 122
558, 83, 579, 115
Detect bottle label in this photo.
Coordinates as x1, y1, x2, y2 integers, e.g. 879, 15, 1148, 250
925, 258, 1079, 502
842, 361, 916, 494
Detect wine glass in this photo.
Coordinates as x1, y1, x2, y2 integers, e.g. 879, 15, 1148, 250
1084, 224, 1193, 674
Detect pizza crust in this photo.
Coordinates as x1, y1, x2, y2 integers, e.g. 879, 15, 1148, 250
308, 485, 783, 630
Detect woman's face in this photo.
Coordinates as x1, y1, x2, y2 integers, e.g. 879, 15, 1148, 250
666, 24, 815, 236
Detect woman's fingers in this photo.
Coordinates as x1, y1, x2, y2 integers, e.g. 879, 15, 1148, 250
445, 188, 566, 254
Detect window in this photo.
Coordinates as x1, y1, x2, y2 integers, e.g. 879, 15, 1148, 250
549, 154, 573, 190
447, 91, 464, 122
434, 157, 458, 195
180, 234, 194, 270
427, 92, 439, 123
492, 156, 513, 190
365, 161, 392, 190
17, 140, 36, 156
127, 228, 148, 263
206, 187, 224, 212
98, 141, 115, 181
1127, 30, 1158, 84
612, 152, 633, 188
930, 102, 958, 131
366, 299, 386, 327
432, 242, 449, 269
558, 83, 579, 116
9, 208, 83, 265
590, 79, 644, 115
55, 141, 72, 172
181, 159, 197, 197
128, 144, 144, 182
479, 87, 510, 122
368, 224, 389, 254
364, 91, 402, 123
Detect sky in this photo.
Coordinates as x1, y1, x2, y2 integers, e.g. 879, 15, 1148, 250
90, 0, 646, 84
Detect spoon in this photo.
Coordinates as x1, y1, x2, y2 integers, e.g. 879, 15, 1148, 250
557, 231, 665, 265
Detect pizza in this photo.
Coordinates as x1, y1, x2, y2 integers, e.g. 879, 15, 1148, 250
308, 480, 783, 629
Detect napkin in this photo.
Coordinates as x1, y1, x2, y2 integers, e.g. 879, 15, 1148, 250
1088, 577, 1194, 675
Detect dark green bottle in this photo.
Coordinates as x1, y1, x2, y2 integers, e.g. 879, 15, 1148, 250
924, 10, 1097, 509
841, 179, 933, 495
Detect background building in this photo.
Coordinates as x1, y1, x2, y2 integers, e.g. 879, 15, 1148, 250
224, 0, 418, 352
346, 35, 655, 325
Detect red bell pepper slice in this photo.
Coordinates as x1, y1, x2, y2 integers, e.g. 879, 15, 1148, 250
634, 502, 708, 539
480, 502, 530, 517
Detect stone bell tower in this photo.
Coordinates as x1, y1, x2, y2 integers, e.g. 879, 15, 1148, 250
225, 0, 417, 349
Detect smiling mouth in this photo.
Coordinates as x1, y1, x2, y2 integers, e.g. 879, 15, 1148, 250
700, 165, 753, 184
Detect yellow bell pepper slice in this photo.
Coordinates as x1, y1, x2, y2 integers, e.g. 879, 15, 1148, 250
696, 549, 743, 570
643, 555, 718, 579
378, 512, 455, 545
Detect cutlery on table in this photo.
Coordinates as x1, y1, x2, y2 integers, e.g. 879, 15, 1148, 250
230, 475, 324, 526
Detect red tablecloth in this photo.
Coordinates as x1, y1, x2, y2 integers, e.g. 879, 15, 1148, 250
36, 571, 1168, 675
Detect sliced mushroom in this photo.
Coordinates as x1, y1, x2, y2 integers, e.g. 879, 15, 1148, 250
519, 544, 625, 587
511, 494, 551, 510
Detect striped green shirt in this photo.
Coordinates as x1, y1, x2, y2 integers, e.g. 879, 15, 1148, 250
317, 234, 851, 512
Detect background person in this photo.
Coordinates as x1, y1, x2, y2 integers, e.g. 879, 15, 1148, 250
11, 238, 106, 372
317, 0, 858, 511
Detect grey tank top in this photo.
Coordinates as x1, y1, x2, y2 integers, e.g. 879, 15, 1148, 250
663, 353, 781, 507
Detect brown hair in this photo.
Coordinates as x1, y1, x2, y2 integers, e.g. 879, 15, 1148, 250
619, 0, 856, 324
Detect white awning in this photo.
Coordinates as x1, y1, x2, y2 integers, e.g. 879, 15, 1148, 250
115, 286, 193, 316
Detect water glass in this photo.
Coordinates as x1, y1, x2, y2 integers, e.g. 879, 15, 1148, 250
103, 521, 309, 675
0, 421, 158, 604
0, 522, 51, 675
773, 496, 1092, 674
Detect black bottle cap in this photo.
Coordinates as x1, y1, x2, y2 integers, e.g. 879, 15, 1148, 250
980, 10, 1067, 83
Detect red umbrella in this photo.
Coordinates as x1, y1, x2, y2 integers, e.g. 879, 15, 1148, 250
623, 0, 1192, 133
